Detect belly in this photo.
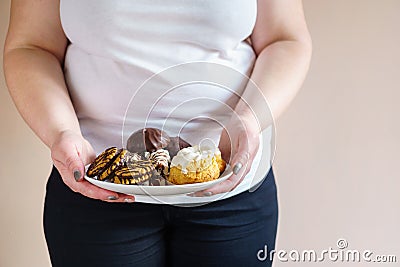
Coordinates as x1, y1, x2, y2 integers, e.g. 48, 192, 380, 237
65, 45, 255, 153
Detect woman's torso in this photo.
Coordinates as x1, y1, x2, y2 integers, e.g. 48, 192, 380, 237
61, 0, 257, 151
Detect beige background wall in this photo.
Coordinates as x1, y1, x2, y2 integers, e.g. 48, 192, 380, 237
1, 0, 399, 266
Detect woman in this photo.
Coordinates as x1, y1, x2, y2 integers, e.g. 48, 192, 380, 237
4, 0, 311, 266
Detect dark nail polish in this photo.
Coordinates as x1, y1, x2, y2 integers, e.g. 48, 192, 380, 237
233, 163, 243, 175
107, 195, 118, 200
73, 170, 82, 181
203, 191, 213, 197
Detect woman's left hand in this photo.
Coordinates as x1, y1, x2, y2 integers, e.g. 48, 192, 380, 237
191, 114, 261, 197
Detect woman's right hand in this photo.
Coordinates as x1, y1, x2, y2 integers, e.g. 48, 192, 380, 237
50, 130, 135, 202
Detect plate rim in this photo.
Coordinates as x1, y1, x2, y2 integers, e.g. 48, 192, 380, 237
84, 164, 232, 195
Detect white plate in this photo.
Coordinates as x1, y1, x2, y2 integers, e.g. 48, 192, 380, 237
84, 165, 232, 196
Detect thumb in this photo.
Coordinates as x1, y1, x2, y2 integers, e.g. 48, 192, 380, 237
67, 152, 85, 182
81, 139, 96, 166
218, 128, 232, 163
54, 142, 85, 182
231, 134, 250, 176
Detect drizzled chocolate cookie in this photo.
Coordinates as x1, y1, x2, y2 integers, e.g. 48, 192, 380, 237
86, 147, 119, 178
97, 148, 129, 181
113, 159, 157, 185
86, 147, 155, 184
147, 149, 170, 177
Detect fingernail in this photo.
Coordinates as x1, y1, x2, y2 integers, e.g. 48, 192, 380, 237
233, 163, 243, 175
203, 191, 213, 197
124, 198, 134, 203
107, 195, 118, 200
186, 192, 195, 197
73, 170, 82, 181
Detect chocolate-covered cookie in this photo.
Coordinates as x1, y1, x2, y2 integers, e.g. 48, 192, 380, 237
166, 136, 191, 158
127, 128, 170, 153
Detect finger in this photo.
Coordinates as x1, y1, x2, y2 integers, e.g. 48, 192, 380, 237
218, 128, 232, 162
190, 144, 256, 197
52, 143, 85, 182
190, 134, 251, 197
66, 152, 85, 182
190, 177, 237, 197
63, 176, 135, 203
190, 161, 250, 197
230, 132, 251, 175
82, 139, 96, 165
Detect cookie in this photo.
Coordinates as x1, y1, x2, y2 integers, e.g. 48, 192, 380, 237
86, 147, 119, 178
98, 149, 128, 181
112, 159, 156, 185
148, 149, 170, 177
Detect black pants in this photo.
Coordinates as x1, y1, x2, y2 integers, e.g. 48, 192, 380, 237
44, 166, 278, 267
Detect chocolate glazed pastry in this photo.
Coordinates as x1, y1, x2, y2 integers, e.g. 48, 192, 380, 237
166, 136, 191, 158
127, 128, 170, 153
126, 128, 191, 157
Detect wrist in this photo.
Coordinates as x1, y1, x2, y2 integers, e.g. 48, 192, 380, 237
227, 113, 261, 136
230, 102, 260, 127
49, 128, 83, 149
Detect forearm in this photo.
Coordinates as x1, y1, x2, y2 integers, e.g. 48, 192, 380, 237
236, 40, 312, 131
4, 47, 81, 148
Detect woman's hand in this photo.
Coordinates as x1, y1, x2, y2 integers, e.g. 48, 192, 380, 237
191, 114, 260, 197
51, 130, 135, 202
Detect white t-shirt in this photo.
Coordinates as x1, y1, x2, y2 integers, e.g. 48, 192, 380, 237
60, 0, 272, 205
